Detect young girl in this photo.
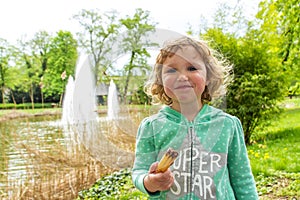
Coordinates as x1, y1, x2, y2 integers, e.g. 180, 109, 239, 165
132, 36, 259, 199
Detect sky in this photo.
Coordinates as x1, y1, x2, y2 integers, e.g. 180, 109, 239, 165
0, 0, 261, 44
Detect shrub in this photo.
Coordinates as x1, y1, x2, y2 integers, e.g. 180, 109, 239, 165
0, 103, 54, 110
77, 168, 147, 200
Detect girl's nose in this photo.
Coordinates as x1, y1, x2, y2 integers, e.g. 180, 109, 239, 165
177, 72, 188, 81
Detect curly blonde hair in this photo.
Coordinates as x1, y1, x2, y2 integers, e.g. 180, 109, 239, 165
145, 36, 232, 105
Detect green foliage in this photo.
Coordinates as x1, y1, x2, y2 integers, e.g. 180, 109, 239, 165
42, 31, 78, 99
3, 31, 78, 105
0, 38, 22, 104
129, 85, 151, 105
77, 168, 147, 200
118, 8, 157, 103
10, 31, 52, 106
288, 82, 300, 97
257, 0, 300, 95
275, 0, 300, 78
0, 103, 54, 109
203, 28, 286, 144
198, 0, 298, 146
73, 9, 120, 83
255, 172, 300, 197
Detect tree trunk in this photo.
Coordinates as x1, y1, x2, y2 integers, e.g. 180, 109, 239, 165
123, 51, 135, 104
11, 91, 17, 109
30, 83, 34, 109
41, 90, 44, 108
1, 87, 5, 105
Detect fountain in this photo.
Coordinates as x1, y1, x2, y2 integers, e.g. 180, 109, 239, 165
73, 55, 98, 124
61, 54, 98, 125
107, 80, 120, 120
61, 76, 74, 124
61, 54, 134, 169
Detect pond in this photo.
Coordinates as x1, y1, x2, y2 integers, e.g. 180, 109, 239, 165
0, 115, 63, 196
0, 107, 154, 199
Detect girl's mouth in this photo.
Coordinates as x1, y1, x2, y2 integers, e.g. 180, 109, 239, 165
174, 85, 193, 90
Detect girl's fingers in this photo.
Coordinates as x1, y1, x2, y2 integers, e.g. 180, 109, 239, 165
149, 162, 159, 173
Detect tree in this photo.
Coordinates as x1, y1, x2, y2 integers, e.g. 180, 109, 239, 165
0, 39, 11, 104
119, 8, 157, 103
73, 9, 119, 84
42, 31, 78, 105
15, 31, 52, 108
0, 39, 25, 106
257, 0, 300, 84
275, 0, 299, 76
201, 1, 251, 38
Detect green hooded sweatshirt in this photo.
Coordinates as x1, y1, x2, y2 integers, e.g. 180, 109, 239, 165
132, 104, 259, 200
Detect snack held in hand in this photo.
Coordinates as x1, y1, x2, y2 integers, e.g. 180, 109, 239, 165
156, 148, 178, 173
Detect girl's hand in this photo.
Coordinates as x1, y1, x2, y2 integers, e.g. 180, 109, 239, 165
144, 162, 174, 193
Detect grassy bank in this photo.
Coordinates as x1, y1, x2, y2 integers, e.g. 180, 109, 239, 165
0, 107, 61, 119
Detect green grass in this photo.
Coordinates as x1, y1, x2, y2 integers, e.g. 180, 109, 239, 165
248, 99, 300, 199
249, 108, 300, 175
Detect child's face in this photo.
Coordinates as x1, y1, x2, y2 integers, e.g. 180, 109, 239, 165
161, 46, 207, 107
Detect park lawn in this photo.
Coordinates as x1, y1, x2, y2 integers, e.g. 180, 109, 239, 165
248, 106, 300, 199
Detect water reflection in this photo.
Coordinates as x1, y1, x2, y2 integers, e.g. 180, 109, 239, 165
0, 106, 159, 198
0, 115, 62, 196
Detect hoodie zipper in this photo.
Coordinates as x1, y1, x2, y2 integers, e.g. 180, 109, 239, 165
189, 122, 194, 199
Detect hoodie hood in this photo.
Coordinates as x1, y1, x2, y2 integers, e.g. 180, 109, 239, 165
159, 104, 225, 125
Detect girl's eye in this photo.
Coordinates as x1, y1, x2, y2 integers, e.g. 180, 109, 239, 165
165, 68, 176, 73
187, 66, 198, 71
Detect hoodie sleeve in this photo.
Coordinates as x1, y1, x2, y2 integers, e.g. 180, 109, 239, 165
227, 117, 259, 200
131, 117, 161, 197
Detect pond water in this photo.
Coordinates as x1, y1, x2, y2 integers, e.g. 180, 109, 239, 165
0, 107, 155, 198
0, 115, 62, 193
